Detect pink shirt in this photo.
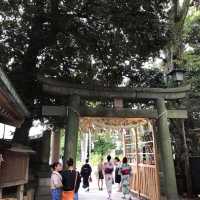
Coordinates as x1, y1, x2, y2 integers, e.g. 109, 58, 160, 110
51, 171, 62, 189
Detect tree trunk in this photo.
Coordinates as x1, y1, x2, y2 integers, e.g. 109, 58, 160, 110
12, 117, 33, 145
11, 1, 62, 144
165, 0, 191, 73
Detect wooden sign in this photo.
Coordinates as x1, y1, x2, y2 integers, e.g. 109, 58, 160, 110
114, 98, 123, 110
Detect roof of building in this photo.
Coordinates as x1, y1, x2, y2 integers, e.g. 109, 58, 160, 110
0, 67, 29, 127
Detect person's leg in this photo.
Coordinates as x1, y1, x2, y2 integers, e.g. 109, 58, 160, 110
83, 177, 87, 188
55, 189, 61, 200
86, 176, 89, 190
74, 192, 78, 200
105, 176, 109, 198
83, 176, 89, 191
106, 175, 112, 200
51, 189, 55, 200
57, 189, 62, 200
51, 189, 60, 200
101, 179, 103, 190
98, 178, 100, 190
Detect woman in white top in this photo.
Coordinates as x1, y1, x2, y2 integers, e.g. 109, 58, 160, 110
51, 162, 63, 200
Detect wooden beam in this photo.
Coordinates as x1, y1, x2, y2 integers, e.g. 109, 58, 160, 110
42, 106, 188, 119
42, 105, 66, 116
80, 107, 157, 118
0, 67, 29, 127
0, 67, 29, 117
39, 76, 190, 100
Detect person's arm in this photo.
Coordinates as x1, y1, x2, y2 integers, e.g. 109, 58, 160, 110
89, 165, 92, 176
75, 172, 81, 192
80, 166, 83, 177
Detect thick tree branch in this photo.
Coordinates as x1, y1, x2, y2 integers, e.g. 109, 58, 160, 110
175, 0, 191, 21
179, 0, 191, 20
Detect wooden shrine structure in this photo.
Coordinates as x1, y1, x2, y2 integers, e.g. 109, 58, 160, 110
0, 67, 30, 200
0, 68, 29, 128
39, 76, 190, 200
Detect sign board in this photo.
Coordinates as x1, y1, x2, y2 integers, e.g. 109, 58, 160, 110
114, 98, 123, 109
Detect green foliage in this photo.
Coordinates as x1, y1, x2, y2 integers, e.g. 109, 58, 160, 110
93, 135, 116, 156
0, 0, 171, 116
182, 8, 200, 123
183, 10, 200, 92
89, 153, 103, 166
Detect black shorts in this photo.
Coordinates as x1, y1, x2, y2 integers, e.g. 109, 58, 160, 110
98, 171, 104, 179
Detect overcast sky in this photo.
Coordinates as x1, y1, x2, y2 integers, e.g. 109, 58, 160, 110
0, 123, 15, 140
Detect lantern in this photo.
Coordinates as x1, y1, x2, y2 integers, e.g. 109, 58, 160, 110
167, 68, 186, 84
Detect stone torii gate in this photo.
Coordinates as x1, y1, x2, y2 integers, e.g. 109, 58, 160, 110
39, 76, 190, 200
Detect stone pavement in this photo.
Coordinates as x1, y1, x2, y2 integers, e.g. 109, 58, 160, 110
79, 184, 139, 200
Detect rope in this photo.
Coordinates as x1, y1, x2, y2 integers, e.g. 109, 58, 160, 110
157, 111, 167, 119
90, 120, 142, 130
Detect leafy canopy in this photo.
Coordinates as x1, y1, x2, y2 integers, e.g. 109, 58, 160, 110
93, 135, 116, 156
0, 0, 170, 112
182, 9, 200, 121
183, 9, 200, 92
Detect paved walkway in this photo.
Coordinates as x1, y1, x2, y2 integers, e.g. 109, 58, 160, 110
79, 184, 138, 200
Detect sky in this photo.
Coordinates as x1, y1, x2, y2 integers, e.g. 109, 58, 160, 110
0, 120, 45, 140
0, 123, 15, 140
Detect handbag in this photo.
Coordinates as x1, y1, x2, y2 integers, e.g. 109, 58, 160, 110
62, 172, 78, 200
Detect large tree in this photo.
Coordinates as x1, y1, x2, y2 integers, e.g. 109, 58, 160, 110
0, 0, 171, 143
163, 0, 191, 72
183, 9, 200, 128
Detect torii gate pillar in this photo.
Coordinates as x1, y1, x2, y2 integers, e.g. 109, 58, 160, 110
64, 94, 80, 166
50, 129, 61, 164
157, 98, 179, 200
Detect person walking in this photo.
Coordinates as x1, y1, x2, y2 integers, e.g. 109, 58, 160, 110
104, 155, 114, 200
61, 158, 81, 200
97, 158, 104, 190
114, 157, 121, 192
50, 162, 63, 200
80, 159, 92, 192
119, 157, 132, 200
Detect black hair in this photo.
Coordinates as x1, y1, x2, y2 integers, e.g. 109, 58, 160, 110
86, 159, 89, 163
51, 162, 60, 170
67, 158, 74, 167
122, 157, 128, 164
107, 155, 111, 161
115, 157, 120, 162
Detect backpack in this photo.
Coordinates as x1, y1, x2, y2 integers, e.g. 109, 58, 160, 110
81, 164, 91, 177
